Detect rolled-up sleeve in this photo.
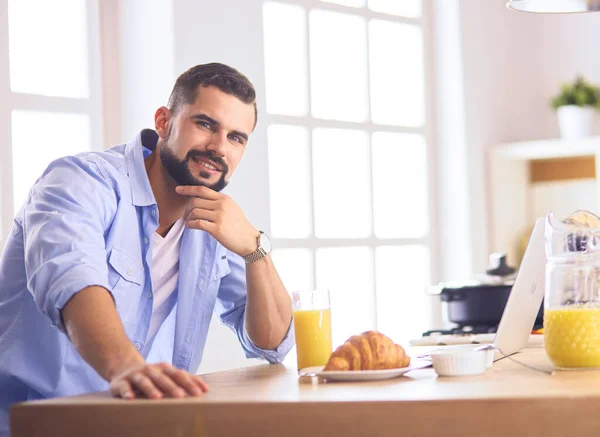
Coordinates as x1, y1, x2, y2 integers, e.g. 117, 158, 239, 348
22, 156, 117, 334
215, 252, 294, 364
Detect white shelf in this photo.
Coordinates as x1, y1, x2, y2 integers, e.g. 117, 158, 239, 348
489, 136, 600, 266
493, 136, 600, 161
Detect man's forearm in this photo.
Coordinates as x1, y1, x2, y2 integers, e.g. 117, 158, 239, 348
61, 286, 144, 381
244, 255, 293, 350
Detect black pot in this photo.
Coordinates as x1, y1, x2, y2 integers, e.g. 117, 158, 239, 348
431, 283, 544, 328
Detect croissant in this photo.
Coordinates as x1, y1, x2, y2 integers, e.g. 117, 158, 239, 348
324, 331, 410, 371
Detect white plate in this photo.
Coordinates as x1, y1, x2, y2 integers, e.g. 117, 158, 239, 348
300, 360, 432, 382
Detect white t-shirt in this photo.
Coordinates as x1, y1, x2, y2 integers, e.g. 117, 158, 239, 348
145, 218, 185, 349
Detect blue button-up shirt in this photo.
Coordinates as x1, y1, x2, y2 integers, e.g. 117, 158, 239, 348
0, 129, 294, 435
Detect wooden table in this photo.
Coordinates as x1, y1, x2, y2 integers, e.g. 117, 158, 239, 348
10, 347, 600, 437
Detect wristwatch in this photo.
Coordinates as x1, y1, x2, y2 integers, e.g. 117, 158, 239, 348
242, 231, 272, 264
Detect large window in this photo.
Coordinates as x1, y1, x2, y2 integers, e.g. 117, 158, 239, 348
0, 0, 103, 246
262, 0, 433, 346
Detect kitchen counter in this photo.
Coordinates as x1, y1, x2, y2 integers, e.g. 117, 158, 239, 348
10, 347, 600, 437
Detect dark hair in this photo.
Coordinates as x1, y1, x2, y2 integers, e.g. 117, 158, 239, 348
167, 62, 258, 128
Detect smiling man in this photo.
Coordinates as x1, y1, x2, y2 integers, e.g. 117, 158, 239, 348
0, 63, 294, 436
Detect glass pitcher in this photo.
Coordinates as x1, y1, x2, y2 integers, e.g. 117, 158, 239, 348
545, 210, 600, 369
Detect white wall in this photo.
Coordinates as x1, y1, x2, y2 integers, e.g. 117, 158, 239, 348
118, 0, 176, 142
431, 0, 472, 283
454, 0, 545, 274
536, 13, 600, 138
431, 0, 542, 279
437, 0, 600, 275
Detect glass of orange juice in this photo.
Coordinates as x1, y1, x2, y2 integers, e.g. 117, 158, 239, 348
292, 289, 332, 370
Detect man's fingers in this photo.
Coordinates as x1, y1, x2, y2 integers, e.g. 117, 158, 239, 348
185, 219, 216, 233
163, 367, 206, 396
176, 185, 219, 200
185, 208, 218, 223
129, 372, 162, 399
146, 367, 185, 398
111, 379, 135, 400
191, 197, 218, 211
111, 364, 207, 401
194, 375, 210, 393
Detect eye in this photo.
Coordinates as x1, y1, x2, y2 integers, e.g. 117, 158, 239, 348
197, 121, 215, 131
229, 134, 244, 144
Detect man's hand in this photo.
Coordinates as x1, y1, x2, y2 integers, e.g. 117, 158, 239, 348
175, 185, 258, 256
109, 362, 209, 400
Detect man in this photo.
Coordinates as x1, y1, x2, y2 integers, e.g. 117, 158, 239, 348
0, 62, 294, 435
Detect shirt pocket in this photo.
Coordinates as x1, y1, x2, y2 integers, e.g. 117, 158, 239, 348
107, 247, 144, 321
210, 253, 231, 282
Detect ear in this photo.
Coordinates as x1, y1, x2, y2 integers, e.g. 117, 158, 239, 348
154, 106, 172, 139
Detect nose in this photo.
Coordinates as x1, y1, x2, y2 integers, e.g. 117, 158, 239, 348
206, 130, 228, 157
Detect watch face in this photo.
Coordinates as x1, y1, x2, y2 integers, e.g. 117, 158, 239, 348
259, 232, 272, 253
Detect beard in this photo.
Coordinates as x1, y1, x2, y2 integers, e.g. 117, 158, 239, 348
159, 137, 229, 192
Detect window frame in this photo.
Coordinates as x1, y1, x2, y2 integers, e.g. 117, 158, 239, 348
262, 0, 441, 335
0, 0, 104, 245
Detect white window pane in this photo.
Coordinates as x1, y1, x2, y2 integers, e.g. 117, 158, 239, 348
8, 0, 89, 98
319, 0, 366, 8
372, 132, 429, 238
12, 111, 91, 211
268, 125, 312, 238
263, 2, 309, 116
272, 249, 313, 292
369, 20, 425, 127
316, 247, 374, 347
309, 10, 369, 122
376, 245, 430, 345
368, 0, 422, 17
312, 128, 371, 238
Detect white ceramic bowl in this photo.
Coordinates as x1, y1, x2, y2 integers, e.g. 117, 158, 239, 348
430, 348, 492, 376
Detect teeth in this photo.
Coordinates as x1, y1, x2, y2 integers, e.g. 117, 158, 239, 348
194, 158, 217, 171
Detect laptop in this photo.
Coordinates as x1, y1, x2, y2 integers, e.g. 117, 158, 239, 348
415, 217, 546, 361
492, 216, 546, 359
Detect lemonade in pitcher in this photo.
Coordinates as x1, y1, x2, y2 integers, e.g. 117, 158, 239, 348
544, 305, 600, 368
545, 211, 600, 370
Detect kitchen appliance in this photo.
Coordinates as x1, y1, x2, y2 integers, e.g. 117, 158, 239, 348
427, 253, 544, 330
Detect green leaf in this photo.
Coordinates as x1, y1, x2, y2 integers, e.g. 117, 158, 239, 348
551, 75, 600, 110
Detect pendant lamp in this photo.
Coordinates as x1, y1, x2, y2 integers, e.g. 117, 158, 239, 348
507, 0, 600, 13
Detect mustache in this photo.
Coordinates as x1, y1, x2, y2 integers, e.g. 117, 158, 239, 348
186, 150, 228, 173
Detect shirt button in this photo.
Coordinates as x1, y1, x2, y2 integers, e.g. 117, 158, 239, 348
144, 237, 148, 245
134, 343, 141, 350
147, 292, 152, 299
151, 209, 156, 216
127, 267, 133, 276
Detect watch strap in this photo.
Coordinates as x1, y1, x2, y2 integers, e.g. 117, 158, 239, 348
242, 231, 270, 264
242, 247, 268, 264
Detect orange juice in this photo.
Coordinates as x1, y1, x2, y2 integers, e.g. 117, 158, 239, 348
544, 306, 600, 368
293, 308, 332, 369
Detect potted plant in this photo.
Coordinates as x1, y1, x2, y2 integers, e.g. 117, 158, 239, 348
551, 75, 600, 140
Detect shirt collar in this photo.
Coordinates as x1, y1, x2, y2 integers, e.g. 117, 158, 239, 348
124, 129, 159, 207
